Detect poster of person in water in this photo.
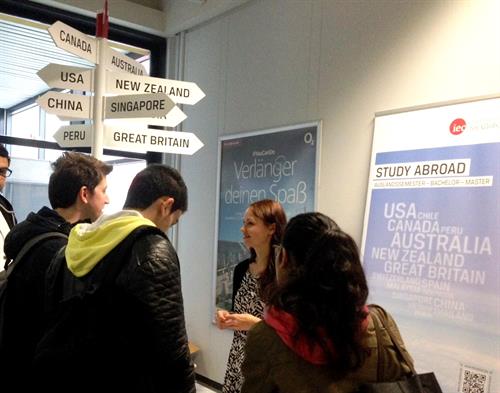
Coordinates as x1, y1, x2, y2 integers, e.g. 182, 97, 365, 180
214, 123, 320, 311
361, 97, 500, 393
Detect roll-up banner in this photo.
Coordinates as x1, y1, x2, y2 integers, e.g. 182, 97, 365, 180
361, 96, 500, 393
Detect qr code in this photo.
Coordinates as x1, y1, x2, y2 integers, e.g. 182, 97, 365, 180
459, 364, 491, 393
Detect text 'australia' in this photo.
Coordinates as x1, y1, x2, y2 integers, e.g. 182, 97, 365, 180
110, 56, 144, 75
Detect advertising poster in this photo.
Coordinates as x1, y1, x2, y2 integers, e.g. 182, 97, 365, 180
361, 97, 500, 393
214, 123, 320, 310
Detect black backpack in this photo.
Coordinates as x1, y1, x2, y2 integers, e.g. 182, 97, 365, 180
33, 225, 165, 391
0, 232, 68, 350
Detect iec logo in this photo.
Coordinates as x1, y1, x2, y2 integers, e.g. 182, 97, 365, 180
449, 118, 466, 135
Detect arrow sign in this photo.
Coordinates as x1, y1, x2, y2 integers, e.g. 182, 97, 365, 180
106, 46, 147, 76
104, 92, 175, 119
106, 71, 205, 105
105, 126, 204, 155
105, 105, 187, 128
54, 124, 92, 148
37, 64, 93, 91
48, 21, 97, 64
37, 91, 92, 119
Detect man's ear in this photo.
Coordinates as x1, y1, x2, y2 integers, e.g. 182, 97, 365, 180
79, 186, 90, 204
161, 197, 175, 214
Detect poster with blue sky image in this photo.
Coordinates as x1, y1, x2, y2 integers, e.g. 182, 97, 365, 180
361, 97, 500, 393
214, 123, 319, 310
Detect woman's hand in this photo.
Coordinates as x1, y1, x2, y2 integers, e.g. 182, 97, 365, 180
215, 309, 231, 329
216, 311, 261, 331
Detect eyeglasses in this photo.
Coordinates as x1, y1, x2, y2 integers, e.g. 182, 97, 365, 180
273, 244, 283, 261
0, 168, 12, 178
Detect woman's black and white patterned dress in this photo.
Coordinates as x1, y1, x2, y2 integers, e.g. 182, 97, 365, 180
222, 270, 264, 393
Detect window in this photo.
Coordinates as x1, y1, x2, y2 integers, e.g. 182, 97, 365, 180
9, 105, 40, 159
0, 5, 165, 222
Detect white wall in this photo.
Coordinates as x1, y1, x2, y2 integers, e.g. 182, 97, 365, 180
176, 0, 500, 383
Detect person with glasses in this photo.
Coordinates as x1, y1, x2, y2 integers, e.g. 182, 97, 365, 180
0, 144, 17, 272
241, 213, 414, 393
216, 199, 287, 393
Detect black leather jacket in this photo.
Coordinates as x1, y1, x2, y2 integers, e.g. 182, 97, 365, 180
36, 225, 196, 393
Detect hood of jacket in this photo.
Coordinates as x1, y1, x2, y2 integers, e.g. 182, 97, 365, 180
66, 210, 156, 277
4, 206, 71, 261
264, 306, 369, 366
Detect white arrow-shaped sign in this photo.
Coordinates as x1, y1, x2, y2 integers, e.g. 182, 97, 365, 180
106, 71, 205, 105
37, 91, 92, 119
104, 92, 175, 119
37, 63, 93, 91
105, 46, 147, 76
105, 126, 204, 155
48, 21, 97, 64
54, 123, 204, 155
54, 124, 92, 148
105, 105, 187, 128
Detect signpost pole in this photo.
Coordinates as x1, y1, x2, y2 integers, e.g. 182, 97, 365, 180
91, 2, 109, 159
41, 1, 206, 157
92, 38, 106, 159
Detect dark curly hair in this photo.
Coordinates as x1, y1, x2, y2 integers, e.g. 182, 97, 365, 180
269, 212, 369, 376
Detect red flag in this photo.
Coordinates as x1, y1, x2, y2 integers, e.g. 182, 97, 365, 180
96, 0, 109, 38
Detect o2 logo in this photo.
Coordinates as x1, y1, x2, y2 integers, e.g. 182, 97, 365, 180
450, 118, 466, 135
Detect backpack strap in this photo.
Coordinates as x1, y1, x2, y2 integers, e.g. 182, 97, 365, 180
5, 232, 68, 277
369, 304, 417, 377
370, 306, 384, 381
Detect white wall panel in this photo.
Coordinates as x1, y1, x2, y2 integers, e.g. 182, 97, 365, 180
175, 17, 233, 383
177, 0, 500, 384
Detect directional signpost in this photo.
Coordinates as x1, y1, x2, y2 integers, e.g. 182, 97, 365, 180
104, 92, 175, 119
54, 124, 93, 148
36, 91, 92, 119
106, 71, 205, 105
37, 64, 93, 91
48, 21, 97, 64
105, 46, 147, 76
54, 124, 203, 156
104, 126, 204, 155
39, 4, 205, 158
105, 105, 188, 128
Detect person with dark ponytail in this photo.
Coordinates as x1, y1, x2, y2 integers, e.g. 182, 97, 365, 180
241, 212, 414, 393
216, 199, 287, 393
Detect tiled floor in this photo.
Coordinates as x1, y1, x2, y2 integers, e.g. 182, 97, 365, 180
196, 382, 220, 393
